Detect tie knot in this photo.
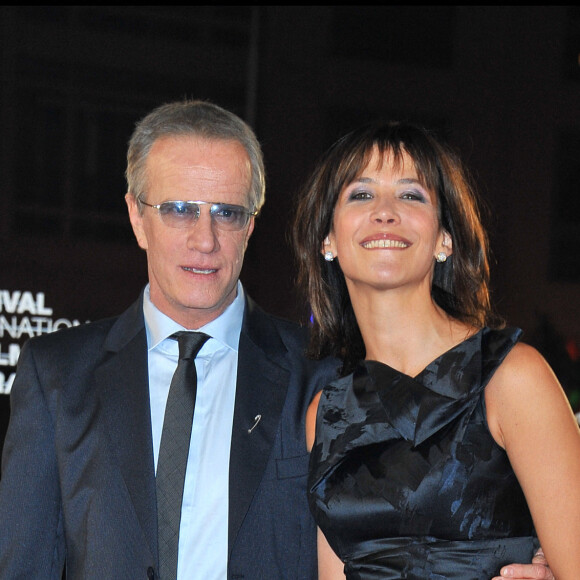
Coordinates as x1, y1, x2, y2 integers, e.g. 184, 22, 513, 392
172, 331, 210, 360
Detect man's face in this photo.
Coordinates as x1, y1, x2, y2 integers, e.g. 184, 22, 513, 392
126, 136, 255, 329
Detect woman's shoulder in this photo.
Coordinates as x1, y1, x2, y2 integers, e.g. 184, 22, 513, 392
493, 340, 555, 385
485, 339, 565, 447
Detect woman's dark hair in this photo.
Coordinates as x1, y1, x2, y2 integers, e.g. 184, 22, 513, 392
292, 120, 503, 375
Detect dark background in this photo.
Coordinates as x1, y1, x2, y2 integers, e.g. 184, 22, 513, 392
1, 6, 580, 449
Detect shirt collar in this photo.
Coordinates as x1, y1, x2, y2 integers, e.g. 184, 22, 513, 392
143, 281, 245, 354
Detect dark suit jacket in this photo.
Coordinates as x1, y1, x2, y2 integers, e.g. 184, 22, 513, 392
0, 293, 339, 580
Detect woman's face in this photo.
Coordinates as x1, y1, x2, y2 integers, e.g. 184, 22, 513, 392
325, 147, 451, 295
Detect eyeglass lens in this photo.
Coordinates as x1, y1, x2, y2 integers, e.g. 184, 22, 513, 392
157, 201, 251, 230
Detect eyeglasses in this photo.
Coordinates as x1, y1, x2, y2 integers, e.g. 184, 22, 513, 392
138, 197, 258, 231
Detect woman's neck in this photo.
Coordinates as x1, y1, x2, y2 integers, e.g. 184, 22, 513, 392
350, 284, 473, 376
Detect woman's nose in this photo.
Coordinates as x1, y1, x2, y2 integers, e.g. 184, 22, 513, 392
371, 198, 399, 224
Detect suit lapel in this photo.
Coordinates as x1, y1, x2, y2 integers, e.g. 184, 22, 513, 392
95, 297, 158, 563
93, 295, 294, 561
228, 297, 290, 555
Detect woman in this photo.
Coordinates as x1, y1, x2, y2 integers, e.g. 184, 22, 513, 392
293, 121, 580, 579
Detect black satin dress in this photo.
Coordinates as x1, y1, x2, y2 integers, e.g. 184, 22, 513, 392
308, 327, 538, 579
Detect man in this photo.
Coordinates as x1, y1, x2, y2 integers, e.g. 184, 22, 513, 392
0, 101, 554, 580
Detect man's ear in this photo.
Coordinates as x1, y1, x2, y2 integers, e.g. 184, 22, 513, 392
126, 193, 148, 250
243, 216, 255, 250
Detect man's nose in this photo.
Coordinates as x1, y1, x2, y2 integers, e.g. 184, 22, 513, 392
186, 210, 218, 252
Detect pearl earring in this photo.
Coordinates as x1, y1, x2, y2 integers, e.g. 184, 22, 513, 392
324, 251, 334, 262
436, 252, 447, 263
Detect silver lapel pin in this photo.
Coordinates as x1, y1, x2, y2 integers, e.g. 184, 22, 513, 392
248, 414, 262, 434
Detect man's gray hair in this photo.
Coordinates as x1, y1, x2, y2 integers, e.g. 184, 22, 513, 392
126, 100, 265, 212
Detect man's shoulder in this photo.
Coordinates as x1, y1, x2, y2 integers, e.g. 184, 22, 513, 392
23, 296, 143, 356
24, 315, 120, 353
264, 311, 308, 343
243, 297, 308, 349
243, 298, 339, 378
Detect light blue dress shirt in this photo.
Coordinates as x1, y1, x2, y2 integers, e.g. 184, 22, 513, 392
143, 282, 244, 580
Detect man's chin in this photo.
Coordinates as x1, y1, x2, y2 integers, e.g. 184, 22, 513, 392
174, 292, 237, 325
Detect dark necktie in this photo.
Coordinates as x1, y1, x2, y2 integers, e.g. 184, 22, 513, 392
156, 331, 210, 580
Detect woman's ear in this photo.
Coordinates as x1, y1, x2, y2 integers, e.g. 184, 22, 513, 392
321, 235, 336, 261
435, 230, 452, 262
442, 231, 452, 255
